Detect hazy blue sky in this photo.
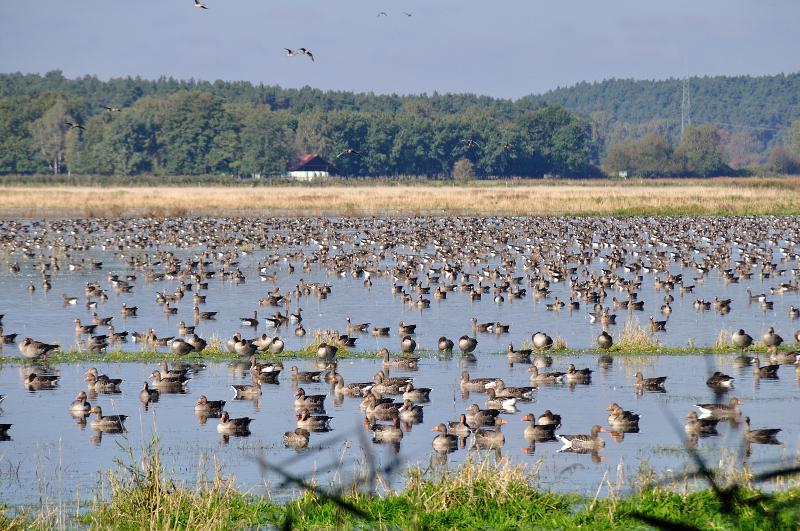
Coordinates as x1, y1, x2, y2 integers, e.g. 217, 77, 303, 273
2, 1, 798, 99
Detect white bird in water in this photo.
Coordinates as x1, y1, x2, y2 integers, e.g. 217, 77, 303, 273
193, 0, 208, 9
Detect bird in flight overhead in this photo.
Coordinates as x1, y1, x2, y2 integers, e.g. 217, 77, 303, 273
403, 12, 412, 16
299, 48, 314, 62
337, 148, 364, 158
499, 142, 513, 150
378, 12, 387, 17
463, 139, 481, 149
65, 122, 85, 130
101, 106, 122, 113
285, 48, 298, 57
193, 0, 208, 9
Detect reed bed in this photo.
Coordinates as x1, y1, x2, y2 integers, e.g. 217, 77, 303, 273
3, 177, 800, 216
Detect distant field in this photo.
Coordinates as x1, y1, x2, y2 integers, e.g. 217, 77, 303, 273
2, 177, 800, 216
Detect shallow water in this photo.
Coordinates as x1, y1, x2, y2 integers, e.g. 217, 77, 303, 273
1, 215, 800, 506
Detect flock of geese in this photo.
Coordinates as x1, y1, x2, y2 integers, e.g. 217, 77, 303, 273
0, 214, 798, 455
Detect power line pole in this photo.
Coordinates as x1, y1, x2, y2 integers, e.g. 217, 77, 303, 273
681, 62, 691, 134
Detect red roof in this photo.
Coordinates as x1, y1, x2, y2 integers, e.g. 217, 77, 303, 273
288, 154, 339, 174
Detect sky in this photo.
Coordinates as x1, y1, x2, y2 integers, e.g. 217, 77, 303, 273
1, 1, 799, 100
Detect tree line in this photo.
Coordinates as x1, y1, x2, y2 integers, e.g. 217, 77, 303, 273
1, 70, 798, 178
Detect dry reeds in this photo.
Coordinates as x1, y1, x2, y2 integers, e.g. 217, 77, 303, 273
614, 317, 660, 351
2, 177, 800, 216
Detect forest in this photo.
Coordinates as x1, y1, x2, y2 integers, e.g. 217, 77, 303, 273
0, 70, 798, 179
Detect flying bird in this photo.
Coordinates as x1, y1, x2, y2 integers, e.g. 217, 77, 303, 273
463, 139, 481, 149
101, 106, 122, 113
378, 12, 387, 17
299, 48, 314, 61
403, 12, 412, 16
65, 122, 85, 130
193, 0, 208, 9
285, 48, 298, 57
499, 142, 513, 149
337, 148, 364, 158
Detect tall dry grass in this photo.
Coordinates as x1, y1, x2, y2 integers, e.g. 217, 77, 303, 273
3, 177, 800, 216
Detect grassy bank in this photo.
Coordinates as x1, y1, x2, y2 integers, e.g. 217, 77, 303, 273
2, 177, 800, 216
3, 439, 799, 531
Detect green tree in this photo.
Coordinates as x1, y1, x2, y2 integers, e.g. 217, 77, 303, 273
677, 124, 728, 177
29, 98, 68, 174
238, 106, 291, 176
788, 119, 800, 156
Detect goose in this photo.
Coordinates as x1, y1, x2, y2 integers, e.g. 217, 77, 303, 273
296, 409, 333, 431
557, 425, 608, 451
566, 364, 593, 383
597, 331, 613, 350
438, 336, 454, 351
372, 326, 390, 336
402, 382, 431, 402
84, 369, 123, 390
633, 371, 666, 389
361, 393, 402, 419
484, 388, 517, 410
507, 343, 531, 361
88, 406, 127, 430
193, 0, 209, 9
107, 326, 128, 342
290, 366, 323, 382
148, 370, 190, 390
521, 413, 557, 441
380, 347, 418, 369
400, 335, 417, 353
0, 327, 17, 344
648, 316, 667, 331
193, 307, 217, 320
217, 412, 254, 434
537, 410, 562, 428
121, 303, 138, 316
459, 371, 498, 391
140, 382, 160, 403
459, 335, 478, 353
398, 321, 417, 334
195, 395, 225, 414
465, 404, 502, 427
706, 371, 735, 387
684, 411, 719, 434
487, 379, 534, 399
101, 106, 122, 112
365, 418, 404, 443
446, 414, 472, 437
762, 327, 783, 354
751, 357, 779, 378
284, 48, 298, 57
473, 417, 506, 448
186, 334, 207, 352
398, 400, 424, 424
231, 378, 261, 399
283, 427, 310, 448
526, 365, 565, 383
732, 329, 753, 352
269, 337, 285, 354
19, 338, 58, 358
531, 332, 553, 350
298, 48, 314, 61
605, 404, 640, 429
65, 121, 85, 130
431, 423, 459, 452
337, 148, 362, 158
743, 416, 781, 444
24, 373, 60, 388
92, 313, 113, 326
293, 388, 327, 409
240, 311, 258, 327
331, 374, 373, 397
70, 391, 92, 415
694, 397, 743, 420
346, 317, 369, 333
74, 319, 97, 335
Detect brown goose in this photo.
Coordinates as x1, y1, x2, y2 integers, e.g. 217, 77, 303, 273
432, 423, 460, 452
195, 395, 225, 413
74, 319, 98, 335
362, 393, 402, 419
157, 361, 190, 379
398, 400, 424, 424
217, 412, 253, 434
0, 327, 18, 344
537, 410, 562, 428
521, 413, 556, 441
465, 404, 502, 427
331, 374, 373, 397
743, 416, 781, 444
762, 327, 783, 354
296, 409, 333, 431
605, 404, 640, 429
70, 391, 91, 414
378, 350, 419, 369
85, 371, 123, 391
694, 397, 743, 420
446, 414, 472, 437
19, 338, 58, 358
293, 388, 327, 409
459, 335, 478, 353
633, 371, 667, 390
402, 382, 432, 402
398, 321, 416, 334
289, 366, 323, 382
751, 358, 779, 378
438, 336, 454, 351
557, 425, 608, 450
193, 306, 217, 320
365, 417, 404, 443
706, 371, 735, 387
371, 370, 413, 395
140, 382, 160, 403
474, 417, 507, 448
283, 427, 310, 448
148, 370, 190, 390
684, 411, 719, 434
400, 335, 417, 354
566, 364, 593, 383
527, 365, 565, 383
24, 373, 60, 388
484, 387, 518, 410
88, 406, 127, 430
488, 379, 535, 400
507, 343, 531, 361
459, 371, 497, 391
231, 377, 261, 399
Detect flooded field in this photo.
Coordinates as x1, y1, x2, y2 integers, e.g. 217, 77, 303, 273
1, 215, 799, 506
